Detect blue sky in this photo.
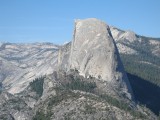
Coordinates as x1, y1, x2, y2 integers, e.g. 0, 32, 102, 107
0, 0, 160, 44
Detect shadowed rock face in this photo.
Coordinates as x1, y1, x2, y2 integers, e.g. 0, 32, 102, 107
69, 18, 133, 99
1, 18, 159, 119
0, 18, 134, 100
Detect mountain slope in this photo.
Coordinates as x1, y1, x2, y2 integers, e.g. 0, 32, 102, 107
0, 18, 159, 119
110, 26, 160, 86
0, 43, 59, 94
110, 26, 160, 115
1, 71, 157, 120
69, 18, 133, 100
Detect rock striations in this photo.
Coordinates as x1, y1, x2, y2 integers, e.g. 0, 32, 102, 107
69, 18, 133, 100
0, 43, 59, 94
0, 18, 159, 119
0, 19, 135, 100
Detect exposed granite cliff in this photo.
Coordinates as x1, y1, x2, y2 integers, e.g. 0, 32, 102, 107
69, 18, 133, 100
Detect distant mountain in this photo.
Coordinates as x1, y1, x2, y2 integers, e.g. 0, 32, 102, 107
110, 26, 160, 115
110, 26, 160, 86
0, 19, 134, 100
110, 26, 160, 56
0, 42, 59, 93
0, 18, 159, 119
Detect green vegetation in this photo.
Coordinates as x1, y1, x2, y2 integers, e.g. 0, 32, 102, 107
7, 98, 25, 111
33, 85, 147, 120
158, 112, 160, 120
33, 111, 50, 120
121, 54, 160, 86
29, 76, 45, 97
119, 39, 160, 115
48, 89, 79, 107
0, 82, 2, 94
83, 103, 96, 114
139, 35, 160, 41
99, 94, 146, 119
63, 75, 96, 93
100, 94, 130, 110
119, 38, 160, 87
0, 116, 8, 120
32, 71, 150, 119
34, 89, 80, 120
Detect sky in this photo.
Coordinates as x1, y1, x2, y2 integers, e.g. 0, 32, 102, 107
0, 0, 160, 45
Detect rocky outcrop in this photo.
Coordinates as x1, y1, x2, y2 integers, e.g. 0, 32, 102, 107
0, 91, 33, 120
0, 18, 159, 119
0, 71, 158, 120
69, 18, 133, 100
1, 20, 159, 97
110, 26, 160, 56
0, 43, 59, 94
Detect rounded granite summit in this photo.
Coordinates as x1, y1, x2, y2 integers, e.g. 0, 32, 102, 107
69, 18, 134, 100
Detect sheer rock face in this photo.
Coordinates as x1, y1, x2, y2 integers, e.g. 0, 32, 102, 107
69, 18, 133, 99
0, 19, 133, 100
